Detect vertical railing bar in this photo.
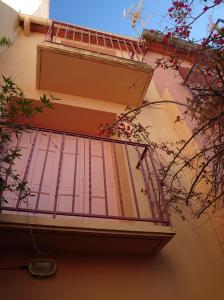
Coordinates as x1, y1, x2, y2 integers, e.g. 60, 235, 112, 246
54, 24, 60, 43
89, 138, 92, 214
147, 147, 170, 224
35, 131, 52, 210
106, 37, 110, 49
0, 133, 22, 212
45, 23, 51, 41
50, 21, 54, 42
46, 25, 50, 41
112, 142, 124, 217
101, 140, 109, 216
130, 41, 140, 62
16, 130, 39, 208
81, 29, 83, 46
46, 22, 147, 61
136, 146, 156, 220
82, 29, 86, 44
147, 152, 163, 210
96, 31, 99, 53
110, 35, 114, 50
136, 146, 148, 169
123, 39, 132, 59
117, 39, 124, 58
72, 27, 76, 47
144, 152, 163, 220
64, 24, 68, 40
82, 138, 86, 216
114, 37, 119, 56
72, 136, 79, 213
53, 134, 65, 218
137, 42, 143, 55
142, 45, 148, 63
103, 33, 106, 48
124, 144, 140, 218
137, 42, 144, 62
88, 29, 91, 46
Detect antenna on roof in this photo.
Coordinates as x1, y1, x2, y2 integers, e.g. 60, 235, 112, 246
124, 0, 150, 33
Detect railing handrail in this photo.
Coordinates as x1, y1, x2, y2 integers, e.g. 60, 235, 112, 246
45, 20, 147, 63
2, 207, 169, 224
2, 127, 170, 226
31, 126, 151, 148
51, 20, 145, 46
31, 126, 170, 224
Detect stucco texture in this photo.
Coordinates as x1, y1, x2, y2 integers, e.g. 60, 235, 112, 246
0, 8, 224, 299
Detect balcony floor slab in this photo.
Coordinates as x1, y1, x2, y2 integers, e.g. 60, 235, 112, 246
0, 214, 175, 255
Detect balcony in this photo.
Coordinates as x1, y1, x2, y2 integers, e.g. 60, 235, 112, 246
36, 21, 154, 106
0, 129, 174, 254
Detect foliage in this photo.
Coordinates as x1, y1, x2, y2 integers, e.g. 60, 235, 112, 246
100, 1, 224, 219
0, 75, 55, 205
0, 36, 12, 48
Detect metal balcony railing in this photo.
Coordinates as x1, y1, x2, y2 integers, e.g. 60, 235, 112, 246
45, 20, 147, 63
1, 128, 170, 226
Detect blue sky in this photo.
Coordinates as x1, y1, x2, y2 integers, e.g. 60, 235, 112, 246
50, 0, 224, 40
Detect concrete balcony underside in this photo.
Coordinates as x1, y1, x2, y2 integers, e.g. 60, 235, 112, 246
0, 214, 174, 255
36, 43, 154, 106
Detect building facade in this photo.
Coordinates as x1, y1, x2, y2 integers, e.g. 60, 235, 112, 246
0, 1, 224, 299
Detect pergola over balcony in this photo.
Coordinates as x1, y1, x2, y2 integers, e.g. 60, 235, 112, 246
36, 21, 154, 106
0, 129, 174, 255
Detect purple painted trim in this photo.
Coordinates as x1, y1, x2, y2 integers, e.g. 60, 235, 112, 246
32, 126, 149, 148
112, 142, 124, 217
89, 138, 92, 214
72, 136, 79, 213
136, 146, 148, 169
1, 207, 169, 224
136, 146, 156, 220
124, 144, 140, 218
144, 154, 163, 221
53, 133, 65, 218
101, 140, 109, 216
147, 148, 171, 225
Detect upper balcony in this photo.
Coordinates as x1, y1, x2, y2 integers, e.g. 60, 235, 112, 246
36, 21, 154, 106
0, 128, 174, 255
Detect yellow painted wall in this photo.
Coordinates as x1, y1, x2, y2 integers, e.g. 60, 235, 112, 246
0, 215, 224, 300
0, 31, 124, 115
0, 7, 224, 300
0, 1, 20, 54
